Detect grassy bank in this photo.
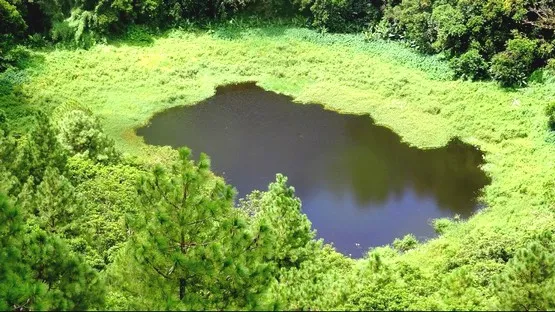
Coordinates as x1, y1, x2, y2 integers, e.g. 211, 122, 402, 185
2, 24, 555, 308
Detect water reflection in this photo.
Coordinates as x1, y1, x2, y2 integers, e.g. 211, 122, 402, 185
137, 83, 490, 257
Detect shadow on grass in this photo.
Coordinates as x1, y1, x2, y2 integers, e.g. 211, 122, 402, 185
210, 19, 292, 40
109, 25, 158, 47
109, 18, 298, 47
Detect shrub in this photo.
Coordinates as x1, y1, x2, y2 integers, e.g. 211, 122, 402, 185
0, 45, 30, 70
383, 0, 434, 52
490, 37, 538, 87
450, 49, 489, 81
432, 218, 454, 235
430, 4, 466, 52
546, 102, 555, 131
57, 110, 120, 163
301, 0, 382, 33
122, 25, 155, 46
51, 10, 101, 48
544, 58, 555, 80
392, 234, 418, 252
363, 18, 397, 41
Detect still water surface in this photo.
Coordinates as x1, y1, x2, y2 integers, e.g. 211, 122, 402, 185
137, 83, 489, 257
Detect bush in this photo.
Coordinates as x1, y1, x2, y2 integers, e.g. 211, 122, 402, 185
302, 0, 382, 33
432, 218, 454, 235
450, 49, 489, 81
383, 0, 434, 52
0, 44, 31, 71
122, 25, 155, 46
430, 4, 466, 52
544, 59, 555, 79
490, 37, 538, 87
392, 234, 418, 252
51, 10, 101, 48
546, 102, 555, 131
57, 110, 120, 163
363, 18, 398, 41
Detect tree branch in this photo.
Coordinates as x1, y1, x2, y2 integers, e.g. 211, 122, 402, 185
525, 5, 555, 30
144, 257, 170, 279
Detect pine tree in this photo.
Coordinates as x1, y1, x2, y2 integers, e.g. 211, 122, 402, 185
0, 112, 105, 310
17, 167, 81, 236
21, 227, 105, 310
492, 233, 555, 310
0, 194, 40, 311
0, 111, 18, 195
0, 194, 104, 310
2, 111, 67, 195
57, 110, 120, 163
254, 174, 315, 268
127, 148, 275, 310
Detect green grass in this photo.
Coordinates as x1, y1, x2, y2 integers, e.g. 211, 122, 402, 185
2, 24, 555, 307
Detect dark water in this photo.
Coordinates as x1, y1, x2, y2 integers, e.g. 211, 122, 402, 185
137, 83, 489, 257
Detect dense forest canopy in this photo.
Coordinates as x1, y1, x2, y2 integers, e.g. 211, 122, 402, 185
2, 0, 555, 310
2, 0, 555, 85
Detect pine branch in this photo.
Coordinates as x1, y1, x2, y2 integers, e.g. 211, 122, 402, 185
181, 178, 190, 208
144, 257, 170, 279
152, 176, 182, 211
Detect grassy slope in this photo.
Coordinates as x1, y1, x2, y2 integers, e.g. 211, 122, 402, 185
3, 25, 555, 307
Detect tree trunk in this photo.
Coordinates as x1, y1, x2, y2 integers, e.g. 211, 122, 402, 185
179, 278, 185, 300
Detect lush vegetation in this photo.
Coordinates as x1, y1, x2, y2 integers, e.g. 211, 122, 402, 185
2, 0, 555, 84
2, 0, 555, 310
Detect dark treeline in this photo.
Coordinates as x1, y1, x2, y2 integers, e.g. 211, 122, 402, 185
2, 0, 555, 85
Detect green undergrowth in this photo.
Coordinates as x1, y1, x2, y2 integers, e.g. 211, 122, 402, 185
2, 24, 555, 309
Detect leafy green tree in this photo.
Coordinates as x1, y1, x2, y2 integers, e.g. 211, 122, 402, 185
490, 36, 538, 86
0, 0, 26, 71
450, 48, 489, 81
346, 248, 425, 310
0, 111, 67, 198
274, 245, 353, 310
0, 0, 26, 35
57, 110, 120, 163
126, 148, 275, 310
430, 4, 466, 52
295, 0, 382, 32
0, 112, 105, 310
383, 0, 434, 52
1, 112, 80, 239
238, 189, 264, 217
0, 111, 18, 194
